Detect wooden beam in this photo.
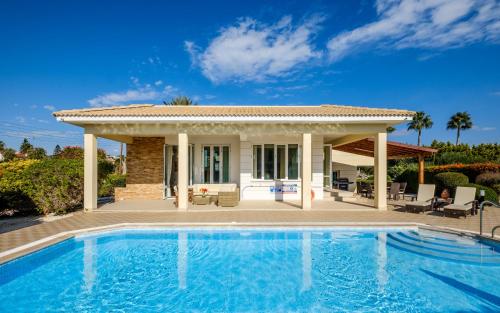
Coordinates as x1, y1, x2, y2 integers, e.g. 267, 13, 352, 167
418, 154, 425, 184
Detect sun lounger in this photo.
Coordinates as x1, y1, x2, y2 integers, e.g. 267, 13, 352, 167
443, 186, 477, 218
405, 184, 435, 213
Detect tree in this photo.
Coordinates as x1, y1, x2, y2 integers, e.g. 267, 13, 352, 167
1, 148, 16, 161
164, 96, 196, 106
19, 138, 33, 154
0, 140, 5, 152
447, 111, 473, 145
28, 147, 47, 160
386, 126, 396, 133
53, 144, 62, 156
407, 111, 433, 146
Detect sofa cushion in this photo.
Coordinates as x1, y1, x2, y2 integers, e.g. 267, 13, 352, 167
192, 183, 236, 195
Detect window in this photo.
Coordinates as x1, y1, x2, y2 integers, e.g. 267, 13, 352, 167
264, 144, 274, 180
288, 144, 299, 179
222, 146, 230, 183
203, 145, 230, 183
252, 145, 262, 179
203, 146, 211, 183
252, 144, 300, 180
277, 145, 286, 179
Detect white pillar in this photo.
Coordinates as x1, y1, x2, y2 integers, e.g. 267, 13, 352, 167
178, 133, 189, 210
84, 133, 97, 211
374, 132, 387, 210
302, 133, 312, 210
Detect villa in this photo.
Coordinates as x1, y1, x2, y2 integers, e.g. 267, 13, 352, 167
53, 104, 420, 211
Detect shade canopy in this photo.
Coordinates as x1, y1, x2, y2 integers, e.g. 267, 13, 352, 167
333, 138, 437, 159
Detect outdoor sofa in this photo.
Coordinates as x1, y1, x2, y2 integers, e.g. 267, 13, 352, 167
192, 183, 240, 207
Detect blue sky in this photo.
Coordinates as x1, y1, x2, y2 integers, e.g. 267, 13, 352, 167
1, 0, 499, 155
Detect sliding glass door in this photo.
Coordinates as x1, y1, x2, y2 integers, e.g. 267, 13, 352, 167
323, 144, 332, 188
202, 145, 230, 183
164, 144, 194, 198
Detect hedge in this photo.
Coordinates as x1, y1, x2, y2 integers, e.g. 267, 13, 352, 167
395, 169, 433, 194
433, 172, 469, 197
475, 172, 500, 188
394, 163, 500, 194
461, 183, 498, 202
99, 173, 126, 197
427, 163, 500, 181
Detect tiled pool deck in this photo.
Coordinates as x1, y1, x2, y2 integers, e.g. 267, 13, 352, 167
1, 200, 499, 263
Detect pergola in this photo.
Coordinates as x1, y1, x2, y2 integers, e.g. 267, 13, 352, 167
333, 138, 437, 184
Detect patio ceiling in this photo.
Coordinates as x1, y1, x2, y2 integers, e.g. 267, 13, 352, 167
333, 138, 437, 159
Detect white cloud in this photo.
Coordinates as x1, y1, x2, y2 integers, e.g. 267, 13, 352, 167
472, 125, 496, 131
186, 15, 324, 83
327, 0, 500, 61
88, 84, 178, 107
43, 105, 56, 111
154, 80, 163, 86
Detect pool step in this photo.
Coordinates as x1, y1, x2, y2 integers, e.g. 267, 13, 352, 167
385, 232, 500, 266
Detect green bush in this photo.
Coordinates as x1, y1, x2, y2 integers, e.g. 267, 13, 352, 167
433, 172, 469, 197
0, 160, 40, 213
0, 159, 84, 214
433, 152, 487, 165
99, 173, 126, 197
22, 159, 84, 214
388, 159, 418, 181
475, 172, 500, 188
395, 169, 434, 194
492, 184, 500, 196
461, 183, 498, 202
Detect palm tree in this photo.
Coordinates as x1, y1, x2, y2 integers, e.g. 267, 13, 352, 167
164, 96, 196, 106
407, 111, 433, 146
447, 112, 472, 145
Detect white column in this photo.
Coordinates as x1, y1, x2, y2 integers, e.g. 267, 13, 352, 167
374, 132, 387, 210
302, 133, 312, 210
178, 133, 189, 210
84, 133, 97, 211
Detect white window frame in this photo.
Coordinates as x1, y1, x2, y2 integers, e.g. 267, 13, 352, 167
202, 144, 230, 183
252, 144, 301, 181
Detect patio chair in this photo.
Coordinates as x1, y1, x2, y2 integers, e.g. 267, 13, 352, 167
356, 181, 364, 195
443, 186, 477, 218
397, 182, 407, 200
361, 183, 373, 198
388, 182, 400, 200
405, 184, 435, 213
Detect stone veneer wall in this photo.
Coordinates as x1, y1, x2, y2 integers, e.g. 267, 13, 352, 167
114, 137, 164, 200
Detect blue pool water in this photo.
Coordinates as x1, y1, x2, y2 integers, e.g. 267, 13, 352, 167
1, 227, 499, 312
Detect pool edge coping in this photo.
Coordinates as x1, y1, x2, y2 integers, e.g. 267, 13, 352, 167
1, 222, 498, 265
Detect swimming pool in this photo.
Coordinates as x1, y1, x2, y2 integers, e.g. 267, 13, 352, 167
1, 227, 499, 312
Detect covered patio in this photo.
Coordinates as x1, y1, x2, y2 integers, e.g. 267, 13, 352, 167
333, 138, 437, 184
54, 104, 416, 212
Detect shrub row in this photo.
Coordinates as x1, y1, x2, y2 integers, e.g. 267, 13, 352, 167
395, 163, 500, 194
0, 158, 119, 215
